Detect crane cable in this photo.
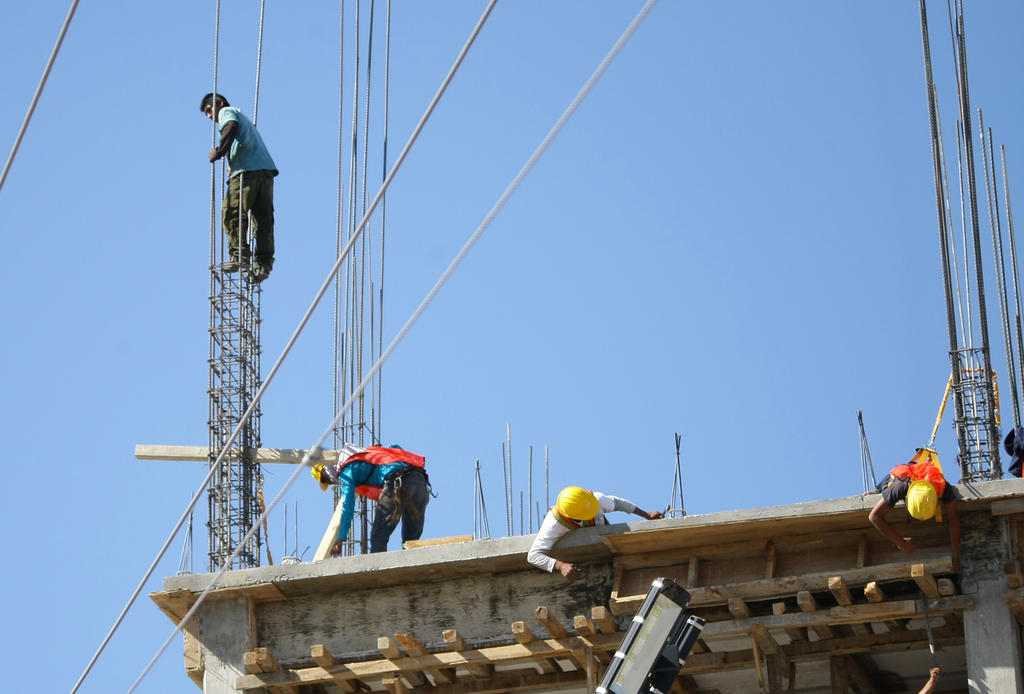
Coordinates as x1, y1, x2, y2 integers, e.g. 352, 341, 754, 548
0, 0, 80, 195
128, 1, 657, 689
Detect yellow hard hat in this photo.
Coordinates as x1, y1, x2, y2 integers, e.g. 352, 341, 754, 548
906, 480, 938, 520
556, 486, 599, 520
311, 464, 329, 491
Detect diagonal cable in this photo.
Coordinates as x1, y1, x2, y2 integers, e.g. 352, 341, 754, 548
0, 0, 80, 194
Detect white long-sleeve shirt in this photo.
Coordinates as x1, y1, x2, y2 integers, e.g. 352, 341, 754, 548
526, 491, 636, 573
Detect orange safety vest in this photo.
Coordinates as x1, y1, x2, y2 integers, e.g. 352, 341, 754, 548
340, 447, 426, 501
551, 506, 597, 530
889, 461, 947, 498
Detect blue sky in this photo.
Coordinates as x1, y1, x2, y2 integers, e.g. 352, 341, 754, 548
1, 1, 1022, 691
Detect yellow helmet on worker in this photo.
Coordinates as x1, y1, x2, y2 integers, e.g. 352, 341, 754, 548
311, 464, 330, 491
557, 486, 599, 520
906, 480, 938, 520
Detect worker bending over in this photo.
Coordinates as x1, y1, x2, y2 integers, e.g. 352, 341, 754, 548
528, 486, 663, 581
312, 444, 431, 556
868, 448, 961, 572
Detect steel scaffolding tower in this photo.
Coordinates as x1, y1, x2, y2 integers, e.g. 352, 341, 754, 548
207, 262, 263, 571
950, 348, 1002, 482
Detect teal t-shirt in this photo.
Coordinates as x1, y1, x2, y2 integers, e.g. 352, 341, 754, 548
217, 107, 278, 178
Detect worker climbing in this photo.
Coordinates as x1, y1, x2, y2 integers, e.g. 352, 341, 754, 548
201, 92, 278, 282
868, 448, 961, 572
312, 443, 432, 556
528, 486, 663, 581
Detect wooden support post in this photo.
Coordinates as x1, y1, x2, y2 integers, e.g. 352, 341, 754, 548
443, 629, 494, 678
311, 645, 363, 692
797, 590, 834, 640
841, 656, 878, 694
750, 624, 791, 693
687, 556, 700, 588
857, 534, 870, 568
395, 633, 455, 685
765, 541, 777, 579
829, 655, 849, 693
911, 563, 940, 598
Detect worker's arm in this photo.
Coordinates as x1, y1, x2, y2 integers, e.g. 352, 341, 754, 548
868, 497, 917, 553
527, 513, 578, 580
329, 473, 359, 557
917, 666, 941, 694
946, 500, 960, 573
209, 119, 238, 162
631, 507, 664, 521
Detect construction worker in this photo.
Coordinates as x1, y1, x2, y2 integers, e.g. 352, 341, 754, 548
200, 92, 278, 282
868, 449, 961, 572
917, 667, 941, 694
1004, 426, 1024, 477
312, 443, 431, 556
528, 486, 664, 581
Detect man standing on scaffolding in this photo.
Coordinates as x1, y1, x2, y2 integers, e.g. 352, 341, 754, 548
201, 92, 278, 282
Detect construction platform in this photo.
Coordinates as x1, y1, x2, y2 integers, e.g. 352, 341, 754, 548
151, 477, 1024, 693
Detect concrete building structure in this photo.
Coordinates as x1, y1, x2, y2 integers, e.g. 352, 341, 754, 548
152, 476, 1024, 694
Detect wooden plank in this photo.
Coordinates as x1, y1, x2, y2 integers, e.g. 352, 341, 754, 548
610, 559, 954, 614
728, 597, 751, 620
512, 621, 558, 674
772, 601, 807, 643
911, 564, 939, 599
749, 624, 790, 692
829, 576, 869, 636
443, 630, 494, 679
863, 582, 905, 632
591, 606, 617, 634
382, 676, 410, 694
378, 637, 426, 687
403, 535, 474, 549
134, 444, 341, 464
573, 615, 596, 637
858, 534, 870, 568
992, 498, 1024, 516
314, 499, 345, 562
244, 647, 279, 674
311, 645, 362, 692
687, 556, 700, 588
535, 606, 569, 638
395, 633, 455, 685
233, 623, 966, 691
797, 590, 834, 641
765, 541, 777, 579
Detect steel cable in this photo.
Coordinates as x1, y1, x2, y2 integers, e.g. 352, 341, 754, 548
0, 0, 80, 194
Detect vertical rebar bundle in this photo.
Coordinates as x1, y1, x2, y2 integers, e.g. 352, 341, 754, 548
207, 264, 263, 571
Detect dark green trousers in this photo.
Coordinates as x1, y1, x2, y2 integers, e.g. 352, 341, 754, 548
222, 170, 275, 268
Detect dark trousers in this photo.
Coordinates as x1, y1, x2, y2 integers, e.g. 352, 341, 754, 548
222, 170, 275, 268
370, 470, 429, 552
